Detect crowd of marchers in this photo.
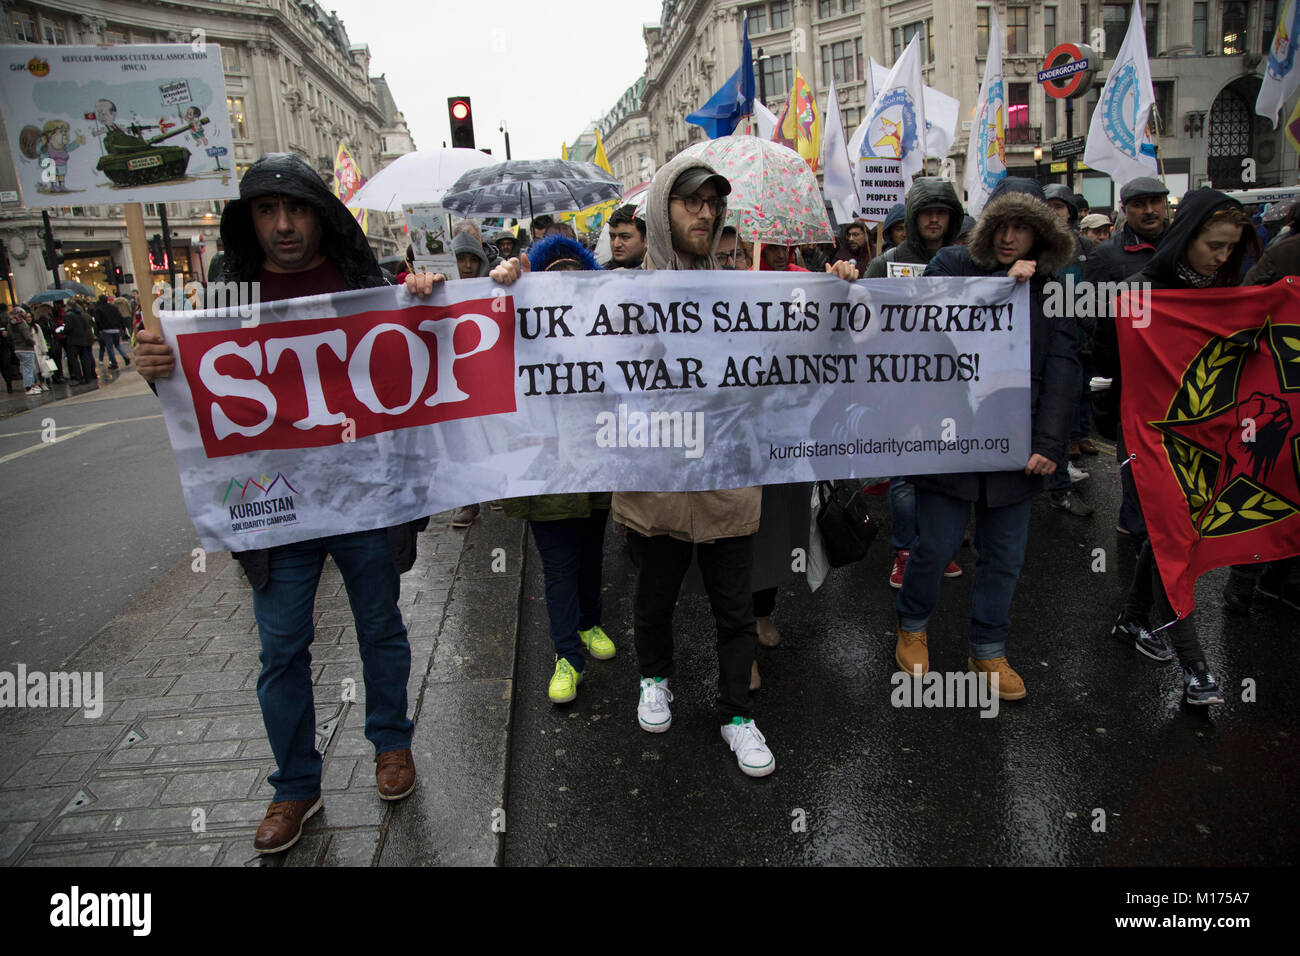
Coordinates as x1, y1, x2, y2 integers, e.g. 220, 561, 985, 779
125, 146, 1298, 855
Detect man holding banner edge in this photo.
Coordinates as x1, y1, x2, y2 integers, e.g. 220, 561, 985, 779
135, 152, 424, 854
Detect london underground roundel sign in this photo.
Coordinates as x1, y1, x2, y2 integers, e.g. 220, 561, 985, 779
1038, 43, 1097, 99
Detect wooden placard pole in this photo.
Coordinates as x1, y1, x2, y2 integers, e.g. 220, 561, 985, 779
123, 202, 160, 335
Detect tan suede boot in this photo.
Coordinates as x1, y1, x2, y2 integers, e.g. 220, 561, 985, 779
895, 627, 929, 675
968, 657, 1026, 700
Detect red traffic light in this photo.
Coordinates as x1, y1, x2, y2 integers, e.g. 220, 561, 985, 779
451, 100, 470, 121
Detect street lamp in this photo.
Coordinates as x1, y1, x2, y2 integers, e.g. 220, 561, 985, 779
1033, 146, 1044, 184
754, 47, 768, 106
499, 121, 512, 160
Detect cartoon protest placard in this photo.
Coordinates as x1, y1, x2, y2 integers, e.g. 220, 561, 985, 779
154, 272, 1031, 553
402, 203, 456, 275
0, 44, 237, 206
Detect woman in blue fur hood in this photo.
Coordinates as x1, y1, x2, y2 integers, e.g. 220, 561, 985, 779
524, 234, 602, 272
498, 229, 616, 704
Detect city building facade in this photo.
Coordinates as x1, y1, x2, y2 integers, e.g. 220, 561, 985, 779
620, 0, 1298, 220
0, 0, 414, 305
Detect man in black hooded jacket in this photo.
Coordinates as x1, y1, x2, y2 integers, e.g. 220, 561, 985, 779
864, 177, 965, 278
135, 152, 422, 853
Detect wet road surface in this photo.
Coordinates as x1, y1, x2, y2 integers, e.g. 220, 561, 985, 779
503, 448, 1298, 865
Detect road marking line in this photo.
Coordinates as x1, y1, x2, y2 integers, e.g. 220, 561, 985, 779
0, 413, 162, 439
0, 422, 108, 464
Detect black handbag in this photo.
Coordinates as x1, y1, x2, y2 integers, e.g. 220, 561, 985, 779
815, 480, 878, 567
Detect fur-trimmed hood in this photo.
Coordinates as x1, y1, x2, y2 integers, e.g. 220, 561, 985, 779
967, 190, 1077, 276
527, 235, 602, 272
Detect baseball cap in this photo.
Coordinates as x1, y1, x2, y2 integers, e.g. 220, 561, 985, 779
673, 165, 732, 197
1120, 176, 1169, 203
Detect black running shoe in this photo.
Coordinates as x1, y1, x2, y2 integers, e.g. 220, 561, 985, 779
1183, 661, 1226, 705
1111, 612, 1175, 662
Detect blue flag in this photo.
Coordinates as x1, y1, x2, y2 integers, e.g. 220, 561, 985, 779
686, 16, 754, 138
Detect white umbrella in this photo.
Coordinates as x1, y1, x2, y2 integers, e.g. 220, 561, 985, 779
347, 148, 497, 212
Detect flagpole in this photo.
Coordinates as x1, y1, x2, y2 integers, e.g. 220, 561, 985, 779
1151, 99, 1168, 185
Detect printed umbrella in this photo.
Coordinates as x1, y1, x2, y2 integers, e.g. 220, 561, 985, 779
679, 134, 834, 246
347, 148, 497, 212
441, 159, 622, 221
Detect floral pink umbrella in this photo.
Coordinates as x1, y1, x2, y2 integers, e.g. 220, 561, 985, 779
680, 134, 833, 247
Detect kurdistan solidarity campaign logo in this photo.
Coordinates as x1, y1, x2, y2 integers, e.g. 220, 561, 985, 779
1268, 0, 1297, 78
1154, 318, 1300, 538
1103, 63, 1157, 160
976, 80, 1007, 190
222, 472, 300, 533
859, 89, 919, 161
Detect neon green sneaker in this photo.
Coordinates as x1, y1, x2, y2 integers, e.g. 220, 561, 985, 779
548, 657, 582, 704
579, 625, 616, 660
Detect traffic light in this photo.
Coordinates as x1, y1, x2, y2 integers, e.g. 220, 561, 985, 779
148, 234, 167, 270
113, 265, 124, 286
0, 243, 10, 277
41, 231, 64, 271
447, 96, 475, 149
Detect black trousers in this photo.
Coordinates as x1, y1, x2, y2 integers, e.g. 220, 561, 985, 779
1120, 433, 1203, 665
626, 530, 757, 721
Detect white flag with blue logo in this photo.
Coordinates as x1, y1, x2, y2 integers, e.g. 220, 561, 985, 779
1257, 0, 1300, 125
964, 7, 1006, 216
847, 37, 927, 223
1084, 0, 1158, 186
850, 58, 956, 165
857, 36, 928, 180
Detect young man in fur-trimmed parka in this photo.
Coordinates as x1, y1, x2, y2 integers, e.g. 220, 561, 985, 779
893, 177, 1080, 701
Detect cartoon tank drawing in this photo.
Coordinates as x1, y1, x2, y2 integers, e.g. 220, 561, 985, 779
95, 118, 210, 187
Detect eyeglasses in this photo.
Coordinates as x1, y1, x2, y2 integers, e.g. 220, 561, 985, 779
716, 250, 736, 264
670, 194, 723, 215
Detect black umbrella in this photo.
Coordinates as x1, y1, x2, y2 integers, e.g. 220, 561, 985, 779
441, 159, 622, 221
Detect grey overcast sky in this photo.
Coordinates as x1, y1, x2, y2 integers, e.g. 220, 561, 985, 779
323, 0, 664, 164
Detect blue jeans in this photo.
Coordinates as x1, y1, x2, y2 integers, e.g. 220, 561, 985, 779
889, 477, 918, 551
896, 487, 1033, 659
251, 528, 413, 801
99, 330, 129, 367
528, 510, 609, 671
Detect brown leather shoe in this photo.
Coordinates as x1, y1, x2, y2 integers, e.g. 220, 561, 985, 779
968, 656, 1027, 700
1069, 440, 1082, 460
756, 615, 781, 647
1077, 438, 1100, 455
253, 795, 322, 854
375, 748, 416, 801
895, 627, 929, 675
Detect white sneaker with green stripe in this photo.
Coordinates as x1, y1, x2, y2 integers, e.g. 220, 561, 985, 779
637, 677, 672, 732
721, 717, 775, 777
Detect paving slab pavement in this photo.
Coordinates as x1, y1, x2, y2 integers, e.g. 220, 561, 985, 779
0, 507, 523, 867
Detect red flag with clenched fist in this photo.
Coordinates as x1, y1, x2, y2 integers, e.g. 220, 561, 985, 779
1116, 279, 1300, 616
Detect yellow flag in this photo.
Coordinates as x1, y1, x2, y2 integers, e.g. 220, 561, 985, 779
332, 141, 368, 235
1288, 95, 1300, 155
772, 70, 821, 172
593, 128, 612, 174
562, 141, 568, 160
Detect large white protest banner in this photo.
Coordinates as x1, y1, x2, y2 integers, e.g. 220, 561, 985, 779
155, 272, 1031, 553
0, 43, 237, 206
